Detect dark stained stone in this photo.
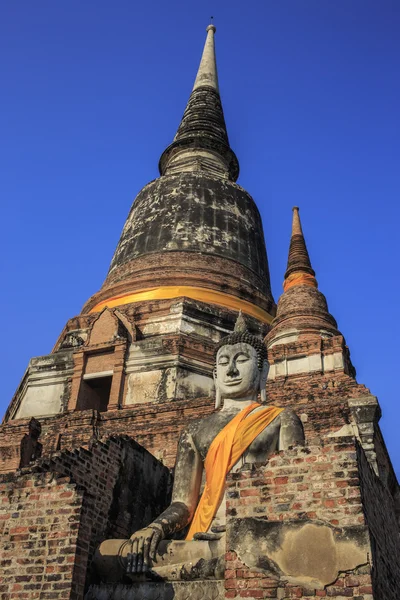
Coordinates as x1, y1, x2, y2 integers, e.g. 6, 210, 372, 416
159, 86, 239, 182
107, 172, 272, 300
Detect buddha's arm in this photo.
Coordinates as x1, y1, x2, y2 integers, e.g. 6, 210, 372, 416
127, 429, 202, 572
278, 409, 305, 450
152, 428, 203, 536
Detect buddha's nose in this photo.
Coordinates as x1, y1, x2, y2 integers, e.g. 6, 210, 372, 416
226, 363, 239, 377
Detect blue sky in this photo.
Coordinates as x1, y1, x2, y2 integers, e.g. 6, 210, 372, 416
1, 1, 399, 476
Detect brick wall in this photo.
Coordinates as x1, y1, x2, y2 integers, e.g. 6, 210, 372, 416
1, 334, 398, 600
0, 398, 216, 474
266, 371, 370, 445
226, 440, 365, 526
0, 472, 84, 599
0, 436, 171, 599
224, 561, 373, 599
225, 440, 375, 599
357, 444, 400, 600
0, 368, 370, 476
98, 399, 215, 466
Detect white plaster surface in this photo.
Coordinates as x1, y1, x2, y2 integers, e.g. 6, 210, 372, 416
308, 354, 322, 372
333, 352, 344, 369
327, 424, 354, 438
125, 370, 164, 405
268, 351, 346, 379
15, 382, 64, 418
164, 148, 229, 179
175, 371, 214, 399
268, 329, 299, 347
125, 366, 214, 404
323, 354, 334, 371
141, 309, 228, 342
124, 369, 179, 404
287, 356, 309, 375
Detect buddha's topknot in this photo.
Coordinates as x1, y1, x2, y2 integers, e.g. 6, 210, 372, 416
214, 312, 268, 370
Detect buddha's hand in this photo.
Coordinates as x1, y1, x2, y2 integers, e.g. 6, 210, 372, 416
193, 525, 226, 541
126, 524, 164, 573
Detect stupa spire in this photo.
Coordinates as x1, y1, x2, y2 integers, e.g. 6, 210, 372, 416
284, 207, 317, 292
81, 22, 275, 325
266, 207, 355, 379
266, 207, 341, 350
193, 24, 219, 92
159, 24, 239, 181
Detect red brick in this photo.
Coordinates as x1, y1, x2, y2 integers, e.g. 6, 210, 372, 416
240, 488, 259, 497
273, 477, 288, 485
359, 586, 373, 593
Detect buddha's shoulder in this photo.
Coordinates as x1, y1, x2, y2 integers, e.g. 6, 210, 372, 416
277, 407, 302, 424
182, 406, 301, 438
185, 410, 230, 438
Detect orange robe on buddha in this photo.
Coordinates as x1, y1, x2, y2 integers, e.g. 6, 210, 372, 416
186, 403, 283, 540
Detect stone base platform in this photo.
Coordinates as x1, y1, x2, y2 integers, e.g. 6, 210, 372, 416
85, 581, 224, 600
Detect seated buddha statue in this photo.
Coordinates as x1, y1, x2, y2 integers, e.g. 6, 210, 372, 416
95, 314, 304, 581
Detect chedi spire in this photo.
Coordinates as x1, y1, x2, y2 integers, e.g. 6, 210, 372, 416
266, 207, 340, 347
266, 207, 356, 378
193, 24, 219, 91
82, 24, 275, 324
284, 207, 317, 291
159, 24, 239, 181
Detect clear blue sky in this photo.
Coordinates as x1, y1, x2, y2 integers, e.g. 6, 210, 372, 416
1, 1, 399, 476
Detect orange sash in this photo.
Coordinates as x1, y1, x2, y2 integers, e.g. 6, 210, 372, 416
186, 403, 283, 540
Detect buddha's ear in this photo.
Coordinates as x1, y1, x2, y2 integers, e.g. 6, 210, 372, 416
213, 366, 222, 409
260, 359, 269, 403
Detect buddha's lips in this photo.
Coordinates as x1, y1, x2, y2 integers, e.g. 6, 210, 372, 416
223, 379, 242, 386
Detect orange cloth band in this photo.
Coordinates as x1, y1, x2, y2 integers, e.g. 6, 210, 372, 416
283, 272, 317, 292
89, 286, 273, 324
186, 403, 283, 539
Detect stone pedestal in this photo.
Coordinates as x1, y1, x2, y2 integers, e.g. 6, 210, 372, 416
85, 581, 224, 600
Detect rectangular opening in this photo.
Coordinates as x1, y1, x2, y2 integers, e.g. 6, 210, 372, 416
77, 375, 112, 412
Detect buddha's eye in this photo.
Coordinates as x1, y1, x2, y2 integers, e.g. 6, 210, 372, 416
218, 356, 229, 366
236, 354, 250, 363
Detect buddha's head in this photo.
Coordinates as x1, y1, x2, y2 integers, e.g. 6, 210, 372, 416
214, 313, 269, 408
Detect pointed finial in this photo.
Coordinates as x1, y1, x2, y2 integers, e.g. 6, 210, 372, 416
158, 22, 239, 181
193, 22, 219, 91
292, 207, 303, 236
206, 18, 216, 34
283, 206, 317, 291
234, 311, 248, 333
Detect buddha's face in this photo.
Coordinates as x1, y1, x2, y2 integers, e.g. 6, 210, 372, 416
215, 342, 261, 400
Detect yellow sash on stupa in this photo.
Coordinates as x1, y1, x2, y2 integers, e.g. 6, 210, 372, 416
186, 403, 283, 540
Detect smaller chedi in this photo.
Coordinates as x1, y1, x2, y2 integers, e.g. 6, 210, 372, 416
94, 314, 305, 581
